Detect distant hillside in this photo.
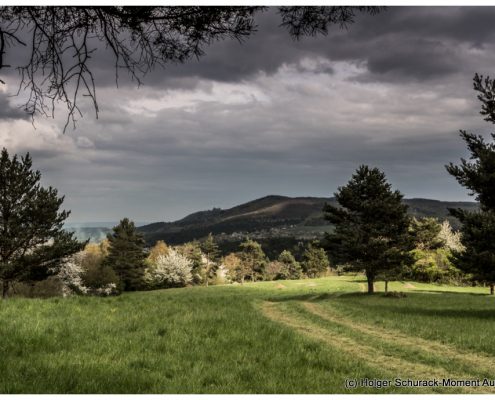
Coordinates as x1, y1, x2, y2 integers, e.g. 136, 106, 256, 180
138, 195, 478, 249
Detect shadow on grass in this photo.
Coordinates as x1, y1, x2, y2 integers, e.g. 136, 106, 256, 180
266, 292, 368, 303
268, 290, 495, 321
366, 304, 495, 320
412, 289, 490, 297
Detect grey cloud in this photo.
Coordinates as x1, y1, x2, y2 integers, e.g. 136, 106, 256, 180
0, 92, 27, 120
3, 6, 494, 222
143, 7, 495, 86
4, 7, 495, 94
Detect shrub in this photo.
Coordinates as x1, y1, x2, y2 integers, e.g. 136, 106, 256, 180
265, 261, 284, 281
384, 291, 407, 298
409, 248, 463, 284
144, 250, 192, 289
277, 250, 303, 280
302, 243, 330, 278
10, 277, 64, 298
176, 241, 205, 285
211, 264, 229, 285
75, 243, 120, 295
91, 283, 119, 296
222, 253, 243, 283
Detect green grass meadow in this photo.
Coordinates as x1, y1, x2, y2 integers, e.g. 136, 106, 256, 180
2, 276, 495, 393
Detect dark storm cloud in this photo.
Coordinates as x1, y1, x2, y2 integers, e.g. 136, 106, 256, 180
134, 6, 495, 86
0, 92, 26, 120
3, 7, 495, 91
3, 6, 495, 222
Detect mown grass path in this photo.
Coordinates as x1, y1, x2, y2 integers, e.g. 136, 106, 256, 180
303, 301, 495, 377
261, 300, 495, 394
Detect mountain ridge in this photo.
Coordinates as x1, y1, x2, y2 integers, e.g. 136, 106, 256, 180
138, 195, 478, 246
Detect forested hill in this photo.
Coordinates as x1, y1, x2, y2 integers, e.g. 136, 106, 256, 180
138, 195, 478, 247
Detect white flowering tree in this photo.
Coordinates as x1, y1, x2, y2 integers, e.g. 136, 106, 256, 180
57, 251, 119, 297
57, 255, 88, 297
145, 250, 193, 289
438, 220, 465, 252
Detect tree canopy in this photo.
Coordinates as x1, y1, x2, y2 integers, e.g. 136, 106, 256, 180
324, 165, 414, 293
239, 238, 266, 283
302, 242, 330, 278
446, 74, 495, 293
409, 217, 444, 251
104, 218, 146, 291
0, 147, 84, 298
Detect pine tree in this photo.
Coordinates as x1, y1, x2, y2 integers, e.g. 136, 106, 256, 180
0, 148, 84, 298
447, 210, 495, 292
446, 128, 495, 293
324, 165, 414, 294
444, 74, 495, 294
104, 218, 146, 291
201, 233, 220, 287
302, 242, 330, 278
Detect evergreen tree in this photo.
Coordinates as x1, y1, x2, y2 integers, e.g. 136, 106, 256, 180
105, 218, 146, 291
302, 242, 330, 278
324, 165, 414, 294
277, 250, 302, 280
409, 217, 445, 250
446, 210, 495, 292
0, 148, 84, 298
446, 131, 495, 210
444, 74, 495, 294
201, 233, 220, 287
239, 239, 266, 283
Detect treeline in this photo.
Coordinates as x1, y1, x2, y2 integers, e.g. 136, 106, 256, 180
48, 211, 465, 297
50, 229, 331, 296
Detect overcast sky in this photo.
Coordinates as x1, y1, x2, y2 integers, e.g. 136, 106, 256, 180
0, 7, 493, 223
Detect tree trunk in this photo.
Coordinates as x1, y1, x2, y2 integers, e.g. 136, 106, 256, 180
367, 277, 374, 294
385, 280, 389, 294
2, 280, 9, 299
490, 283, 494, 295
205, 260, 209, 287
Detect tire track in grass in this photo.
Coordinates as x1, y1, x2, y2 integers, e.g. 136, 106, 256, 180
260, 301, 481, 394
303, 301, 495, 381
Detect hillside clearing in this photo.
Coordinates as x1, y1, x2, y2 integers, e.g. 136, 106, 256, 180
1, 276, 495, 393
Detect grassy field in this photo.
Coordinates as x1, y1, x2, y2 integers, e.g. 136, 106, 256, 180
2, 276, 495, 393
